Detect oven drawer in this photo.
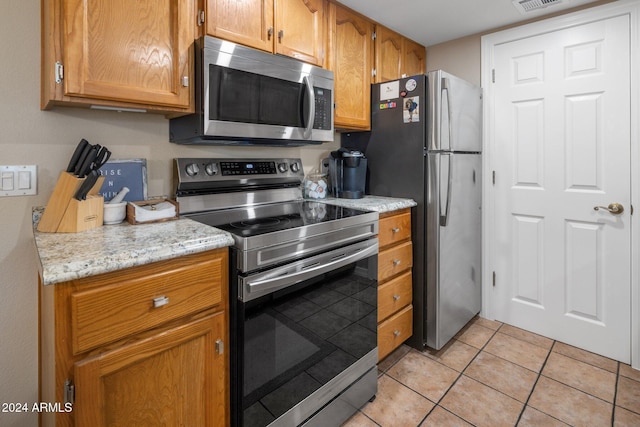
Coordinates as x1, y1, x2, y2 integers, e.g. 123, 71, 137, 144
378, 241, 413, 282
378, 211, 411, 249
378, 304, 413, 361
378, 271, 412, 322
70, 253, 225, 354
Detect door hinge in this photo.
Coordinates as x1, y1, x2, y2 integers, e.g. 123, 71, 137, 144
197, 10, 205, 26
55, 62, 64, 84
372, 31, 377, 41
492, 170, 495, 185
63, 379, 75, 405
215, 339, 224, 355
492, 69, 495, 83
492, 271, 496, 287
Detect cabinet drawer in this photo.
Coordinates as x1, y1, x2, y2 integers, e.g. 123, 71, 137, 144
378, 271, 412, 322
379, 211, 411, 248
378, 304, 413, 361
378, 241, 413, 282
71, 255, 225, 354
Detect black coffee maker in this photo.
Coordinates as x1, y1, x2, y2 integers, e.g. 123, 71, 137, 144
327, 148, 367, 199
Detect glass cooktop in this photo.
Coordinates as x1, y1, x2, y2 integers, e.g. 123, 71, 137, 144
188, 201, 372, 239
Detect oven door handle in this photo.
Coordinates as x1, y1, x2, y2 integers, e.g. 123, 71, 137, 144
241, 239, 378, 302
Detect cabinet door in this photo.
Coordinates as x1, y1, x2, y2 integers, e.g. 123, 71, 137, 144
62, 0, 194, 109
206, 0, 274, 52
275, 0, 325, 65
403, 38, 426, 78
375, 25, 403, 83
328, 3, 373, 130
74, 312, 227, 427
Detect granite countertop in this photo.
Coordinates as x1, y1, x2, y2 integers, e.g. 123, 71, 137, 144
33, 195, 414, 286
34, 215, 234, 286
320, 195, 417, 213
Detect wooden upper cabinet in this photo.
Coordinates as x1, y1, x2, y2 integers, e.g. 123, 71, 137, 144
205, 0, 274, 52
42, 0, 196, 113
374, 24, 426, 82
375, 26, 402, 83
275, 0, 325, 65
403, 37, 426, 77
205, 0, 325, 66
327, 2, 373, 130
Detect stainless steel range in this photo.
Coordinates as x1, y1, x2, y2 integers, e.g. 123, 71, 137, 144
174, 158, 379, 427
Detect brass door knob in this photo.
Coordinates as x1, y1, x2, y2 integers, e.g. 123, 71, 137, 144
594, 203, 624, 215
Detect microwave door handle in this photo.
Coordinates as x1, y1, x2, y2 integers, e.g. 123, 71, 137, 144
302, 75, 315, 139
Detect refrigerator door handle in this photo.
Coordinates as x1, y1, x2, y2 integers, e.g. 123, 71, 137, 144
440, 152, 453, 227
442, 77, 453, 151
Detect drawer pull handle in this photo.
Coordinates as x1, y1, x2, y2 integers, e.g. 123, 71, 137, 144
393, 330, 401, 337
393, 259, 401, 266
153, 296, 169, 308
392, 227, 400, 233
215, 339, 224, 355
393, 294, 401, 301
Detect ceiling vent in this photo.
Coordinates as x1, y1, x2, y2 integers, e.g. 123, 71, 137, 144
512, 0, 563, 14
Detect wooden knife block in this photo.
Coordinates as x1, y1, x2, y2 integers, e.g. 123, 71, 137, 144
37, 172, 105, 233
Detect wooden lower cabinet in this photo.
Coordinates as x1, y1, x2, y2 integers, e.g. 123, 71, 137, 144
377, 208, 413, 361
39, 248, 229, 427
378, 304, 413, 360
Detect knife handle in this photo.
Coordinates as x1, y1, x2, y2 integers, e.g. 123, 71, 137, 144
73, 144, 94, 176
76, 146, 98, 178
66, 139, 90, 173
74, 170, 99, 201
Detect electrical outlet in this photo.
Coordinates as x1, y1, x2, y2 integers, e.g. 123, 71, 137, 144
0, 165, 37, 197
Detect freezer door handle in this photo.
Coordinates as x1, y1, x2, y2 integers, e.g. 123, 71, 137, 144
440, 152, 453, 227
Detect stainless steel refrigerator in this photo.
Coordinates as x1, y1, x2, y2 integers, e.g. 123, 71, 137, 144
342, 70, 482, 350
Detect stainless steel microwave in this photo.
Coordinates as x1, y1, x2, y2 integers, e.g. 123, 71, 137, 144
170, 36, 334, 145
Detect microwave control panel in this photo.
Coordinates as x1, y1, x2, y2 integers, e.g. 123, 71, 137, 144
313, 88, 332, 130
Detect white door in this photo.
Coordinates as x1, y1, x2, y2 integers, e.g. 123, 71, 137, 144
490, 14, 631, 362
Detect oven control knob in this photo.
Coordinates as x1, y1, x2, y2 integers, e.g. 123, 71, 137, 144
185, 163, 200, 177
277, 163, 289, 173
205, 163, 218, 176
290, 161, 300, 173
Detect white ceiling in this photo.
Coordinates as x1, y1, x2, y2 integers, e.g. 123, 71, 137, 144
336, 0, 602, 46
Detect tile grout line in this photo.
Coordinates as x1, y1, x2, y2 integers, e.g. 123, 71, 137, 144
611, 361, 621, 426
512, 339, 556, 426
415, 323, 503, 426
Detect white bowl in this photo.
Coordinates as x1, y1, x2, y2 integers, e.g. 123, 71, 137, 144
103, 202, 127, 225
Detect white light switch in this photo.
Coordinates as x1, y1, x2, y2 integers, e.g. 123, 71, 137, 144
2, 172, 14, 190
0, 165, 37, 197
18, 171, 31, 189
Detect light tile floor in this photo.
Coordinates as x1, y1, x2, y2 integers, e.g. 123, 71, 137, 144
342, 316, 640, 427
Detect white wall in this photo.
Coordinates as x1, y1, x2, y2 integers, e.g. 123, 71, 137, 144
0, 2, 337, 426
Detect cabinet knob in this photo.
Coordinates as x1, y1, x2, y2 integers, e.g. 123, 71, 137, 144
153, 296, 169, 308
215, 339, 224, 355
181, 76, 189, 87
391, 227, 400, 233
393, 294, 401, 301
278, 29, 284, 42
393, 330, 401, 337
393, 259, 401, 266
267, 27, 274, 39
